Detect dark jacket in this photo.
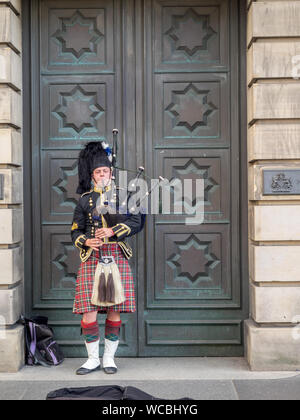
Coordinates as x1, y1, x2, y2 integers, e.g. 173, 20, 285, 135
46, 384, 193, 400
71, 184, 145, 262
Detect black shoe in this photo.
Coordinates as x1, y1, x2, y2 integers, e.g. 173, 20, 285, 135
103, 366, 117, 374
76, 364, 101, 375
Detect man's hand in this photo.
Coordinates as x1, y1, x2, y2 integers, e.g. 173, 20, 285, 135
84, 238, 104, 251
95, 228, 115, 240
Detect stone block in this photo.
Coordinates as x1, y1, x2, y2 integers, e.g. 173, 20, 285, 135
0, 46, 22, 90
0, 246, 22, 285
0, 86, 22, 128
248, 82, 300, 124
247, 41, 300, 85
245, 319, 300, 371
250, 284, 300, 323
250, 244, 300, 283
0, 128, 22, 166
0, 168, 22, 204
0, 324, 24, 372
247, 2, 300, 47
248, 121, 300, 161
0, 282, 23, 325
250, 205, 300, 241
0, 208, 22, 244
0, 7, 21, 52
0, 1, 21, 15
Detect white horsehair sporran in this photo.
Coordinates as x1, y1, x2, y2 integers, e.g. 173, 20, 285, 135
91, 255, 125, 307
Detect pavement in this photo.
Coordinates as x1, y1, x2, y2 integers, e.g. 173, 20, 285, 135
0, 357, 300, 400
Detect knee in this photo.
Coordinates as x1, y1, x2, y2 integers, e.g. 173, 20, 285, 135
107, 311, 121, 322
82, 311, 98, 324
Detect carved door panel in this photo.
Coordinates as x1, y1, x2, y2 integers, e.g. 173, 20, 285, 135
27, 0, 138, 357
25, 0, 247, 357
137, 0, 247, 356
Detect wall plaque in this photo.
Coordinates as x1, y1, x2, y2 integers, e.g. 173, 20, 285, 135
263, 170, 300, 195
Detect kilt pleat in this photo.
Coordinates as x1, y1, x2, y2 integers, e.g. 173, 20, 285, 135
73, 243, 136, 314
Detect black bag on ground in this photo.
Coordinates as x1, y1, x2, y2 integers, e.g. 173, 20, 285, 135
20, 315, 64, 367
46, 385, 193, 400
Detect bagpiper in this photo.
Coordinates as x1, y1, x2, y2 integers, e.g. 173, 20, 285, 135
71, 141, 145, 375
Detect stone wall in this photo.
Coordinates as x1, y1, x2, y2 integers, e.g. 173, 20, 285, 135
0, 0, 24, 372
246, 0, 300, 370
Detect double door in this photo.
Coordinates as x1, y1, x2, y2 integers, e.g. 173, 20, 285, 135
25, 0, 248, 357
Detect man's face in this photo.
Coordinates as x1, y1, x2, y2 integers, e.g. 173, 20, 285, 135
92, 166, 112, 187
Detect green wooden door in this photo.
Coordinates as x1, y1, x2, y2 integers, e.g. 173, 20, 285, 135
24, 0, 248, 357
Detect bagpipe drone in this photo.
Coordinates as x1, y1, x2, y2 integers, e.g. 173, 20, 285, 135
76, 129, 167, 233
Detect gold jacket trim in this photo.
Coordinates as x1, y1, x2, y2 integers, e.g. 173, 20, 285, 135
93, 184, 112, 194
75, 234, 87, 249
71, 222, 79, 231
112, 223, 131, 237
118, 241, 133, 260
80, 247, 93, 263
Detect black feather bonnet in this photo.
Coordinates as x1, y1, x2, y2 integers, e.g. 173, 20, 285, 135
76, 141, 113, 195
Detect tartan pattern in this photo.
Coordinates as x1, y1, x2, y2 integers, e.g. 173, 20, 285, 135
73, 243, 136, 314
85, 333, 99, 343
105, 319, 121, 342
81, 320, 100, 343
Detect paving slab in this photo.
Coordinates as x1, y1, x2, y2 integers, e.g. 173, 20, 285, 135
233, 376, 300, 400
0, 358, 298, 382
0, 380, 238, 401
0, 358, 300, 400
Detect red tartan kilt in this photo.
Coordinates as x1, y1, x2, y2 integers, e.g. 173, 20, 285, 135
73, 243, 136, 314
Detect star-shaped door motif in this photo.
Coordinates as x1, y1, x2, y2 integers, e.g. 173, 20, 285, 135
165, 8, 216, 58
166, 83, 216, 132
167, 235, 219, 284
52, 160, 78, 210
52, 85, 104, 135
172, 159, 218, 209
53, 242, 77, 289
52, 10, 103, 59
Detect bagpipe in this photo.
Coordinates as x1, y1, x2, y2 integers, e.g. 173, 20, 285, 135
76, 129, 168, 233
110, 129, 166, 214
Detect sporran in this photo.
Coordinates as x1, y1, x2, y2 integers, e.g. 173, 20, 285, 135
91, 256, 125, 307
